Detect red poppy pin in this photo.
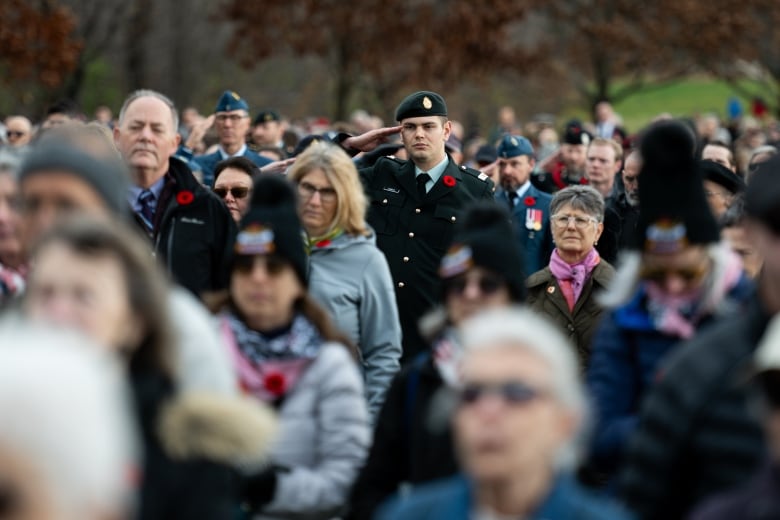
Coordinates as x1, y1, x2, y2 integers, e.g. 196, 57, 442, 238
442, 175, 456, 187
315, 239, 331, 248
176, 190, 194, 205
524, 196, 536, 206
263, 372, 286, 397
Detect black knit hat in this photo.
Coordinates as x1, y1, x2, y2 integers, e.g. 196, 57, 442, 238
700, 159, 746, 194
19, 142, 129, 217
745, 154, 780, 235
439, 202, 526, 302
234, 175, 308, 286
635, 120, 720, 253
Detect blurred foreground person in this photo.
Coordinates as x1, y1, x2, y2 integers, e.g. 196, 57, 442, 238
689, 314, 780, 519
213, 175, 370, 519
349, 203, 526, 520
527, 185, 614, 368
617, 143, 780, 520
0, 151, 24, 305
17, 137, 237, 396
23, 217, 276, 519
0, 326, 135, 520
377, 307, 631, 520
587, 121, 752, 483
288, 141, 401, 419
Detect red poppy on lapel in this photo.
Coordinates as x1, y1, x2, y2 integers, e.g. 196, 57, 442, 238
176, 190, 195, 205
524, 196, 536, 206
263, 372, 286, 397
442, 175, 456, 187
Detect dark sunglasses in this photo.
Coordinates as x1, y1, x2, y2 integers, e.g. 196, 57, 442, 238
214, 186, 251, 199
445, 273, 504, 296
233, 254, 289, 275
640, 265, 708, 284
459, 381, 546, 406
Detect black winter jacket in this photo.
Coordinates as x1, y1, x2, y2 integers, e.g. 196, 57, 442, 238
620, 293, 769, 519
347, 352, 458, 520
136, 158, 236, 296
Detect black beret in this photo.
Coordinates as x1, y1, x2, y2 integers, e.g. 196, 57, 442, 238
563, 120, 592, 146
254, 110, 280, 125
395, 91, 447, 121
699, 160, 745, 194
745, 154, 780, 235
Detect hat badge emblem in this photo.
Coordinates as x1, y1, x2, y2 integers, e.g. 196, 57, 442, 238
510, 137, 518, 146
265, 114, 273, 122
231, 92, 240, 100
422, 96, 433, 109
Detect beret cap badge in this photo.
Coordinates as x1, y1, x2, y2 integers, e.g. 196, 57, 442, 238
422, 96, 433, 110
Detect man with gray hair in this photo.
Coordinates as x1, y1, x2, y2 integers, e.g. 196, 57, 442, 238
114, 89, 236, 296
377, 307, 630, 519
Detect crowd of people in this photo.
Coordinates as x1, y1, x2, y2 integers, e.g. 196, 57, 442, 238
1, 87, 780, 520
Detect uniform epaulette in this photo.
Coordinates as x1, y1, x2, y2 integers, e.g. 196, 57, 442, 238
377, 154, 406, 166
458, 164, 489, 182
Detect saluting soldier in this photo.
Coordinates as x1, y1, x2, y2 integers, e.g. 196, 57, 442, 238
494, 135, 553, 274
340, 91, 495, 362
533, 120, 592, 194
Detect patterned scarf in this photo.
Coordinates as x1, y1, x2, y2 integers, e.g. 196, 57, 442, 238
549, 248, 601, 311
432, 328, 463, 388
305, 228, 343, 253
225, 312, 323, 364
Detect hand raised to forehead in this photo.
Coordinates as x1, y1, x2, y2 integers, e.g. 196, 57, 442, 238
342, 126, 402, 153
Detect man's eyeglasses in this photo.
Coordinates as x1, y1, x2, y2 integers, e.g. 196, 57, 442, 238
444, 273, 504, 296
298, 182, 337, 203
215, 114, 248, 123
551, 214, 598, 229
213, 186, 251, 199
458, 381, 548, 406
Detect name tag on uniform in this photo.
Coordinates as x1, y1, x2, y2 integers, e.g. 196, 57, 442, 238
383, 187, 400, 194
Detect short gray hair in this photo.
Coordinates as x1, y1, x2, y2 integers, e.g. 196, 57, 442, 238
118, 89, 179, 131
459, 306, 590, 471
550, 185, 605, 222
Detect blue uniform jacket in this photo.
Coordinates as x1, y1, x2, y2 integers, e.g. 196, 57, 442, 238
495, 185, 553, 274
586, 273, 754, 474
194, 148, 272, 187
375, 473, 633, 520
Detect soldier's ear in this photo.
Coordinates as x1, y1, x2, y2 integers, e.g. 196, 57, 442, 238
442, 120, 452, 140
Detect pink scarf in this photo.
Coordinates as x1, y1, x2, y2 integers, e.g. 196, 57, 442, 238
549, 248, 601, 311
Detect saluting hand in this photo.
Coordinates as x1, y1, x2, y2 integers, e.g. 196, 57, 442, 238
342, 126, 402, 153
259, 157, 297, 176
185, 114, 215, 150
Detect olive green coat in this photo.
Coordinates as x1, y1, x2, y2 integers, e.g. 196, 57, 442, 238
526, 261, 615, 369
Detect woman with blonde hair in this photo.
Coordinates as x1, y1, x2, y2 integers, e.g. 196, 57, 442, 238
288, 141, 401, 419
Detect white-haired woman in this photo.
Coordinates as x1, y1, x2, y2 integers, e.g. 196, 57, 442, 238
378, 307, 631, 520
288, 141, 401, 419
526, 185, 615, 369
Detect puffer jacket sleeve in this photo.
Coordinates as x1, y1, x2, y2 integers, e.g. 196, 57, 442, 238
263, 344, 371, 517
586, 311, 640, 471
358, 248, 402, 420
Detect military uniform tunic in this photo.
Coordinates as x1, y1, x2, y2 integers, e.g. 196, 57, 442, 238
360, 155, 494, 362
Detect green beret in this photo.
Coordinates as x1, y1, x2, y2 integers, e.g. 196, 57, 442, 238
395, 91, 447, 121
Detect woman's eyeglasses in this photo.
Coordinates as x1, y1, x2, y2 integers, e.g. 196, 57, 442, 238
214, 186, 251, 199
233, 254, 288, 275
298, 182, 337, 203
551, 214, 597, 229
444, 273, 504, 296
458, 381, 547, 406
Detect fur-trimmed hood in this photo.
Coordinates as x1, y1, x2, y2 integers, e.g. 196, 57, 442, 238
158, 392, 277, 468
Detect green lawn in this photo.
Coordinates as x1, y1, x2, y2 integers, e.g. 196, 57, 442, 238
563, 77, 771, 133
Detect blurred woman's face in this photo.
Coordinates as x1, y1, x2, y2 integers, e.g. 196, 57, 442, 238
444, 266, 512, 326
297, 169, 338, 237
231, 254, 304, 331
640, 245, 711, 297
213, 168, 253, 223
24, 243, 143, 351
